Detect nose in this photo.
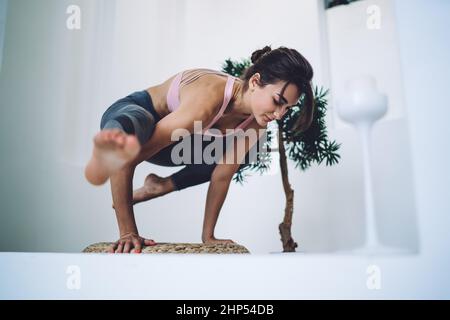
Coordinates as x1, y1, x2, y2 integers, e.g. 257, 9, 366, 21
273, 106, 287, 120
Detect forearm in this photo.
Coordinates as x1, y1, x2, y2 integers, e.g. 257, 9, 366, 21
130, 120, 187, 167
201, 177, 232, 241
110, 165, 139, 236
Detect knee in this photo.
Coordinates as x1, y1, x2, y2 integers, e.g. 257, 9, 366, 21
101, 104, 157, 145
198, 164, 217, 181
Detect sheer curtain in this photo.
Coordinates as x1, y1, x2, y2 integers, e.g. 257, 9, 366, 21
61, 0, 188, 166
0, 0, 7, 74
59, 0, 117, 166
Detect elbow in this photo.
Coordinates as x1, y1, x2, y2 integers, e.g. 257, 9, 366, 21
211, 165, 237, 183
211, 172, 233, 184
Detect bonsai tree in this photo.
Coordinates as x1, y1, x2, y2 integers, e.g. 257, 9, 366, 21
221, 57, 341, 252
326, 0, 361, 9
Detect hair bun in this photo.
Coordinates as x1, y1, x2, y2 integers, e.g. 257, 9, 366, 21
251, 45, 272, 64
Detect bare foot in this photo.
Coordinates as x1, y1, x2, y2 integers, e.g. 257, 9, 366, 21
112, 173, 175, 208
202, 237, 236, 245
85, 129, 141, 186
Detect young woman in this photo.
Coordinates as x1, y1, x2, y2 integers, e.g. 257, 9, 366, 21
84, 46, 315, 253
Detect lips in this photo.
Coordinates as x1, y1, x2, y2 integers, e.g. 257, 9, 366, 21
264, 115, 273, 122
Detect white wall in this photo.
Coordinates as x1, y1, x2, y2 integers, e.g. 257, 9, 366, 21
327, 0, 407, 126
393, 0, 450, 265
0, 0, 7, 73
0, 0, 426, 254
0, 0, 118, 252
322, 0, 419, 251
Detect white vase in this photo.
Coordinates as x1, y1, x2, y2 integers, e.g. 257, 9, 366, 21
337, 75, 408, 255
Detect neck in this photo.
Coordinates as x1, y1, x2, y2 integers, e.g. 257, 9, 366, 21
228, 80, 252, 118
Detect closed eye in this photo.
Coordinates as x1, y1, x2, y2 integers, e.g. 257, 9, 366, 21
273, 99, 283, 106
274, 99, 295, 110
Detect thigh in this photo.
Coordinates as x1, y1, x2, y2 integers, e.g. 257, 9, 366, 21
145, 140, 184, 167
146, 134, 221, 167
100, 98, 158, 145
100, 101, 153, 129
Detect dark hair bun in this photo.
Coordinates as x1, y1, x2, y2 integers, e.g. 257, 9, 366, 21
251, 45, 272, 64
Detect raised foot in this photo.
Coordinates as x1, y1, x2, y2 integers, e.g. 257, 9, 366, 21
85, 129, 141, 186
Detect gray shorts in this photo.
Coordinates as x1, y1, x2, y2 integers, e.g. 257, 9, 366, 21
100, 90, 161, 145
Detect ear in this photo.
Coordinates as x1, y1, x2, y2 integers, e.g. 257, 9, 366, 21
250, 73, 261, 89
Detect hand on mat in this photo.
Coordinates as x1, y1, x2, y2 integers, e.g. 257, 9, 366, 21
202, 236, 236, 245
108, 232, 157, 254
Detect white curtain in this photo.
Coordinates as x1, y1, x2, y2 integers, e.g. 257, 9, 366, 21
0, 0, 8, 74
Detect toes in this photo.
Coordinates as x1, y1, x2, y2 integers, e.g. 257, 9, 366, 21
111, 129, 121, 137
98, 130, 114, 145
109, 130, 123, 143
105, 130, 114, 141
97, 130, 129, 148
124, 136, 141, 156
95, 131, 108, 144
126, 135, 140, 148
112, 130, 125, 141
103, 129, 120, 140
116, 135, 125, 146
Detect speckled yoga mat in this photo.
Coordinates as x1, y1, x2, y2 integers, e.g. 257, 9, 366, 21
83, 242, 250, 254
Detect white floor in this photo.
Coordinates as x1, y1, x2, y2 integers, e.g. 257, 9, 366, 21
1, 251, 448, 299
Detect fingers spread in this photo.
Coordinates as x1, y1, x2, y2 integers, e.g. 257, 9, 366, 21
144, 239, 157, 246
132, 239, 142, 254
108, 242, 118, 253
115, 242, 124, 253
123, 241, 131, 253
109, 237, 157, 254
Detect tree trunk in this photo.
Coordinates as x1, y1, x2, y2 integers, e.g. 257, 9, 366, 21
277, 127, 298, 252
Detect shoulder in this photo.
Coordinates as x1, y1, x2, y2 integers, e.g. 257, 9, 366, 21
178, 73, 228, 119
184, 72, 228, 99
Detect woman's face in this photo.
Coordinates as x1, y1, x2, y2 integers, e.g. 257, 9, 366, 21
249, 73, 301, 127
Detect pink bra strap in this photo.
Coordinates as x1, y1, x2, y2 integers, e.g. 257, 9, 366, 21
166, 71, 184, 112
203, 76, 235, 132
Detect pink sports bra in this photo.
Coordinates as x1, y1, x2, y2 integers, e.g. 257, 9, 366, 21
166, 68, 255, 137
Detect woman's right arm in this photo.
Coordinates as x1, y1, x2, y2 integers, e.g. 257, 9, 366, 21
129, 87, 222, 167
110, 164, 138, 238
109, 86, 223, 253
109, 164, 157, 253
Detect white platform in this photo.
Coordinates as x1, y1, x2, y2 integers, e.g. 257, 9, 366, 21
1, 252, 448, 299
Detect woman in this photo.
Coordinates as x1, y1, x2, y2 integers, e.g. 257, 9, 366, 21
84, 46, 315, 253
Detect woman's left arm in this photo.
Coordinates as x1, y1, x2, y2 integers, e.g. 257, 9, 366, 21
201, 176, 233, 243
202, 122, 267, 243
